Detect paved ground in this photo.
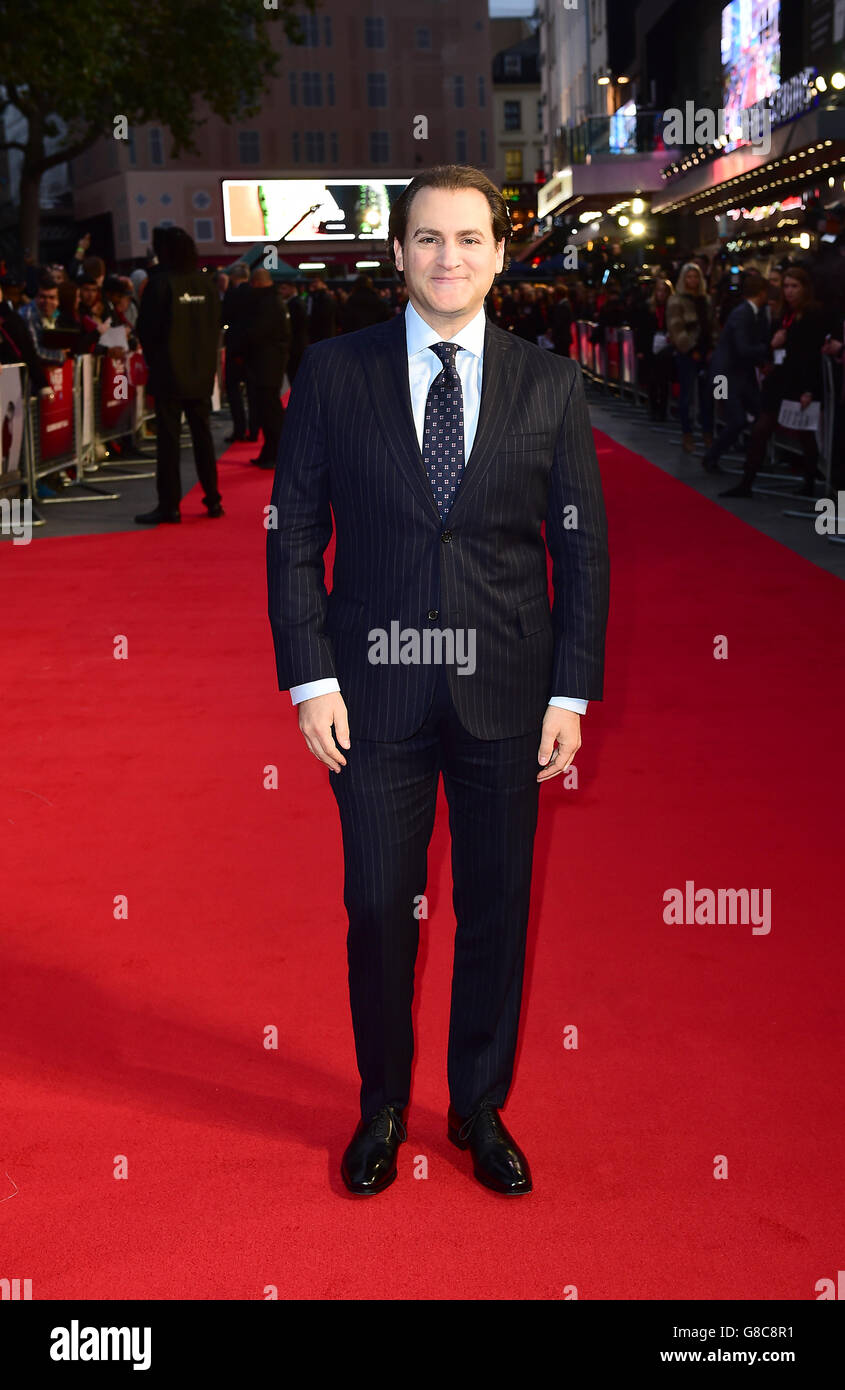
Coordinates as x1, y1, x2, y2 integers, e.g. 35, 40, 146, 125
4, 388, 845, 581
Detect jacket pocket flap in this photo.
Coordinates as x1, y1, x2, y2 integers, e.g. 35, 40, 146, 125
515, 593, 550, 637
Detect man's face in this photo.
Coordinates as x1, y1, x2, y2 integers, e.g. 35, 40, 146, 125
36, 286, 59, 316
79, 284, 97, 308
393, 187, 504, 330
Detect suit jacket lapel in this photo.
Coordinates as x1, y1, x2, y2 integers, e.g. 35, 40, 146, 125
362, 313, 442, 525
447, 320, 525, 523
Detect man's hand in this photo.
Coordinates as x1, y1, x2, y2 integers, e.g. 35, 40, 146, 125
537, 707, 581, 783
298, 692, 350, 773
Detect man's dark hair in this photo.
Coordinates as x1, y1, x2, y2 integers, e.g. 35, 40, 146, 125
103, 274, 128, 297
740, 269, 766, 298
388, 165, 512, 279
79, 274, 98, 287
153, 225, 199, 274
37, 273, 58, 291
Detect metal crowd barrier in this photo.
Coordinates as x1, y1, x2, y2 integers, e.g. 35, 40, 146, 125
575, 320, 641, 402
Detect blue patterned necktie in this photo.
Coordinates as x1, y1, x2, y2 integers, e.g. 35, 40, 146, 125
421, 341, 465, 519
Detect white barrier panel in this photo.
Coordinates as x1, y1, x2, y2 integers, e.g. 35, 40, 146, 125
0, 362, 26, 481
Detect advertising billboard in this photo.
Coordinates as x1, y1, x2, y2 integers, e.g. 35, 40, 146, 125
222, 179, 410, 243
721, 0, 781, 136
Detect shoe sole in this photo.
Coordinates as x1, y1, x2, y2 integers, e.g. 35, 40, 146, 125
447, 1128, 532, 1195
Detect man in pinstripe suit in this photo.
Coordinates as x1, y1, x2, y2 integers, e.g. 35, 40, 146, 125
267, 166, 609, 1197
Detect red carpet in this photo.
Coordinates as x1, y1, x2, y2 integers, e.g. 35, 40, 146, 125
2, 432, 843, 1300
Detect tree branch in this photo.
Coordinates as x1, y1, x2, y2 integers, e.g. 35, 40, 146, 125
34, 125, 100, 172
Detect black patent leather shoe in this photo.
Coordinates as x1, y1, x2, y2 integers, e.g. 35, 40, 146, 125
134, 506, 181, 525
341, 1105, 406, 1196
448, 1101, 532, 1195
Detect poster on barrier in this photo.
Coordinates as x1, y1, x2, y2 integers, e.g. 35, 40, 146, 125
39, 358, 74, 461
128, 350, 147, 388
79, 354, 94, 447
101, 353, 135, 436
0, 364, 24, 477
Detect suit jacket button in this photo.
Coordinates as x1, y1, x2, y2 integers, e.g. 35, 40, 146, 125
441, 530, 452, 542
427, 609, 439, 621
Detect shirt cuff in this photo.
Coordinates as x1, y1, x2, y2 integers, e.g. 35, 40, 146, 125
289, 678, 340, 706
548, 697, 588, 715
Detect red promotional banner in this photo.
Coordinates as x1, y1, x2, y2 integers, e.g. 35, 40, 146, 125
100, 353, 136, 435
39, 358, 75, 461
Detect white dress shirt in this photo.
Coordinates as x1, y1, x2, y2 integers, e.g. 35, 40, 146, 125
289, 299, 587, 716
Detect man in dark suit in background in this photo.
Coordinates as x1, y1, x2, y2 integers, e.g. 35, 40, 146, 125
221, 263, 258, 443
245, 268, 290, 470
701, 269, 771, 474
306, 275, 336, 342
267, 165, 609, 1197
279, 281, 308, 383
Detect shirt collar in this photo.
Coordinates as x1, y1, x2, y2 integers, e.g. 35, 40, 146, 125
404, 298, 487, 361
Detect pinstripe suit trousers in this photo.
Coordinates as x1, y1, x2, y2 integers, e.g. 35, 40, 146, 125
329, 659, 540, 1120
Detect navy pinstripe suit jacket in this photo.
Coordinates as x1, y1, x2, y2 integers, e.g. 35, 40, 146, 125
267, 308, 609, 741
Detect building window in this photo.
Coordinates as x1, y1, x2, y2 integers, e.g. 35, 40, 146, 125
127, 129, 136, 165
148, 127, 164, 165
364, 16, 385, 48
454, 75, 465, 108
504, 54, 521, 78
367, 73, 387, 107
330, 131, 339, 163
327, 72, 335, 106
301, 13, 318, 46
192, 190, 211, 209
194, 218, 214, 242
503, 99, 522, 131
302, 72, 323, 106
537, 98, 543, 133
480, 128, 487, 163
478, 75, 486, 107
292, 131, 300, 162
504, 149, 523, 180
304, 130, 325, 162
323, 16, 332, 46
238, 130, 260, 164
289, 71, 298, 105
455, 129, 467, 161
138, 219, 149, 244
415, 26, 431, 49
370, 130, 390, 163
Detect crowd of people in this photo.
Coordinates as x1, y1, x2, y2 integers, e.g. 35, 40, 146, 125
483, 245, 845, 501
3, 227, 845, 509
